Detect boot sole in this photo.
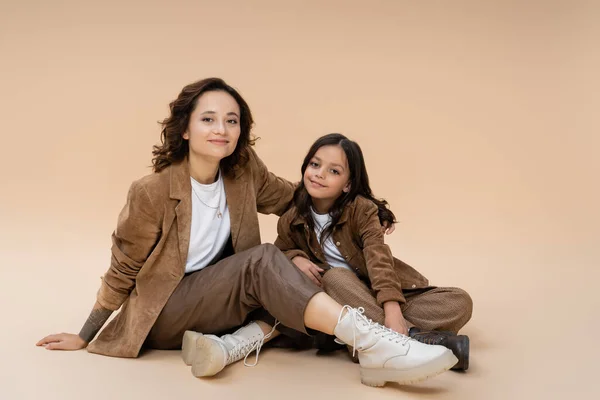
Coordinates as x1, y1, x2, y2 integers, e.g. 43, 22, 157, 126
360, 349, 458, 387
190, 335, 227, 377
181, 330, 202, 366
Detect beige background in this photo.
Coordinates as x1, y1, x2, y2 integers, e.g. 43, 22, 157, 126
1, 0, 598, 399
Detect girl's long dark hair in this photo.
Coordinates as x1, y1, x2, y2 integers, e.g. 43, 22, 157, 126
293, 133, 396, 242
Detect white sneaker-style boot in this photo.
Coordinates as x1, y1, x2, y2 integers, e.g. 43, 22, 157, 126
333, 306, 458, 387
182, 321, 279, 377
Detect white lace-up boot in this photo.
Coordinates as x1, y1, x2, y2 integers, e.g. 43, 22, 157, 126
333, 306, 458, 387
182, 321, 278, 377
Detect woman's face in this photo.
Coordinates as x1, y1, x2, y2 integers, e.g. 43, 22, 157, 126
183, 90, 241, 162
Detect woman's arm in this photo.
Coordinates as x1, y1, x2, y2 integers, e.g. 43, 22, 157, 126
37, 179, 162, 349
98, 181, 162, 309
249, 148, 297, 216
36, 301, 113, 350
78, 302, 113, 343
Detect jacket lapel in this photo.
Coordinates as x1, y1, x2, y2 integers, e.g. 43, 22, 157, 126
169, 160, 192, 269
224, 168, 247, 249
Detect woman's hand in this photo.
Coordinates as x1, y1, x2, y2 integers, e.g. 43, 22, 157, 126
36, 333, 88, 351
292, 256, 324, 287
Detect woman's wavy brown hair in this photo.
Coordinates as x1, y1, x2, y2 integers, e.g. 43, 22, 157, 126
152, 77, 256, 175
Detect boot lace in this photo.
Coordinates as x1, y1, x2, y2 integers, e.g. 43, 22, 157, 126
239, 320, 280, 367
335, 306, 411, 357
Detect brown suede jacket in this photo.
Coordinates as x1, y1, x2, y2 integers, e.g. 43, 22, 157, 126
87, 147, 295, 358
274, 196, 430, 305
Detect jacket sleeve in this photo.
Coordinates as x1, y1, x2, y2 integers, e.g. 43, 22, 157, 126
96, 180, 161, 310
357, 202, 406, 305
274, 215, 310, 261
250, 148, 296, 216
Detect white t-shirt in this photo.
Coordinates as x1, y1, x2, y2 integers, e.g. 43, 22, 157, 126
311, 208, 352, 270
185, 172, 231, 273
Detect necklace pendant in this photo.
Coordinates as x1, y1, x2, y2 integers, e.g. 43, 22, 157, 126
217, 210, 222, 219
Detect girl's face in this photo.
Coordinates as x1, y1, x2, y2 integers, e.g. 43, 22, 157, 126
183, 90, 241, 162
303, 144, 351, 210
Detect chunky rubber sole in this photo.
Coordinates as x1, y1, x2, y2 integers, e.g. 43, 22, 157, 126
190, 335, 227, 377
360, 350, 458, 387
181, 330, 202, 366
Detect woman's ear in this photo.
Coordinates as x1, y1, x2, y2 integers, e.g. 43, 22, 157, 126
182, 130, 190, 140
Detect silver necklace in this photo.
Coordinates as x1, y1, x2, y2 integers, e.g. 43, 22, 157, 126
191, 177, 223, 219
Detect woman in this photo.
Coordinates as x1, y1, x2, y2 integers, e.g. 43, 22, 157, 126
36, 78, 457, 387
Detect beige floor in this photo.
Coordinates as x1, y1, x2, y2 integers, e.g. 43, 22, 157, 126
1, 1, 598, 399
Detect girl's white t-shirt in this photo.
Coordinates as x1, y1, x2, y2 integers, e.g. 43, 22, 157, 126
310, 208, 352, 270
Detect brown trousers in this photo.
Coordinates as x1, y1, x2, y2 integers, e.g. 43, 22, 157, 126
145, 244, 322, 350
322, 267, 473, 333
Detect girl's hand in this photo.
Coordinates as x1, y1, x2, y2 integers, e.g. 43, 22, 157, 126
36, 333, 88, 351
382, 221, 395, 235
385, 316, 409, 336
292, 256, 324, 287
383, 301, 408, 335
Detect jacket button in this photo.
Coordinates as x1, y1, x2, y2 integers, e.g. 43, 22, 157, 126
335, 242, 341, 246
411, 284, 416, 288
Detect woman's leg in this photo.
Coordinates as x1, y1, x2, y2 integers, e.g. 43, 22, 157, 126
146, 244, 319, 349
183, 244, 458, 387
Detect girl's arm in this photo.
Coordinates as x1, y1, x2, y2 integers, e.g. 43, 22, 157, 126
274, 214, 323, 286
274, 214, 310, 261
356, 200, 409, 333
356, 200, 405, 306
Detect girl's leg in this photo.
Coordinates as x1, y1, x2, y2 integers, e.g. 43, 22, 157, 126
320, 267, 388, 362
185, 244, 458, 387
401, 287, 473, 371
322, 267, 385, 324
308, 263, 473, 371
402, 287, 473, 333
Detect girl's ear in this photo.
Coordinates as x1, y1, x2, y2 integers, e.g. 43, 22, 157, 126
343, 182, 351, 193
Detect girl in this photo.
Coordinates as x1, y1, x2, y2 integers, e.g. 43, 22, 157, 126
36, 78, 457, 387
274, 133, 473, 371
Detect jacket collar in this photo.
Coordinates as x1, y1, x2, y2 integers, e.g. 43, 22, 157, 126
169, 157, 245, 200
169, 157, 248, 253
